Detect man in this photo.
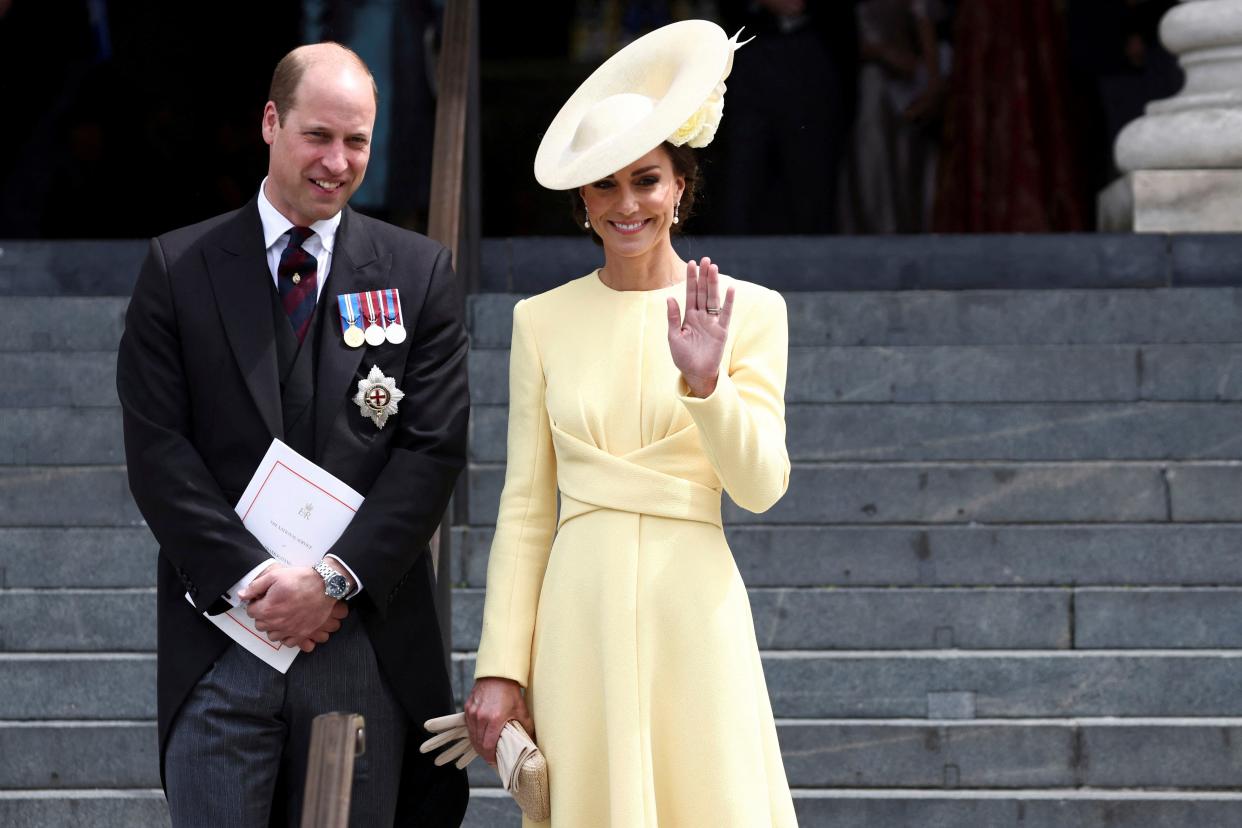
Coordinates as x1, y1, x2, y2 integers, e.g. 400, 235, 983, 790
117, 42, 469, 825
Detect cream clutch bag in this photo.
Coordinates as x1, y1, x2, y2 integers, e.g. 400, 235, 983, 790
421, 713, 550, 822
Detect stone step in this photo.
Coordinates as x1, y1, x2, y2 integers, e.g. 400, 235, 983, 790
468, 287, 1242, 349
0, 352, 116, 407
471, 343, 1242, 404
452, 524, 1242, 589
16, 650, 1242, 722
0, 240, 146, 296
0, 408, 123, 465
462, 788, 1242, 828
10, 586, 1242, 655
469, 462, 1178, 526
787, 790, 1242, 828
451, 587, 1073, 651
0, 528, 156, 588
0, 721, 157, 788
0, 467, 142, 527
0, 590, 155, 651
24, 714, 1242, 795
475, 234, 1242, 294
0, 298, 128, 352
452, 652, 1242, 719
461, 718, 1242, 791
0, 791, 169, 828
0, 655, 154, 718
470, 402, 1242, 463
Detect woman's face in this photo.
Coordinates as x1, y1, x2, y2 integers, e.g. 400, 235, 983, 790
580, 147, 685, 259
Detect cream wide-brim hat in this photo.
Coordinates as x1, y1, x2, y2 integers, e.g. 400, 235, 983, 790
534, 19, 743, 191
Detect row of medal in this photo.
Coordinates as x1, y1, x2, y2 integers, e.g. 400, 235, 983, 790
338, 289, 406, 348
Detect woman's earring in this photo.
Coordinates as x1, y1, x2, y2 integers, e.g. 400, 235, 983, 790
673, 201, 680, 225
583, 202, 592, 230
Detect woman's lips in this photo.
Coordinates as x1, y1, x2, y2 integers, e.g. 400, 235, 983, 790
608, 218, 651, 235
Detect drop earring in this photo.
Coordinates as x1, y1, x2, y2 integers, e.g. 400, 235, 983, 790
583, 202, 592, 230
673, 201, 680, 225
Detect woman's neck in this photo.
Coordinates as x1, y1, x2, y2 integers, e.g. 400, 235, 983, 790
598, 243, 685, 291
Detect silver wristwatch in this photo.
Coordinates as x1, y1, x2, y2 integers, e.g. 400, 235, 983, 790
315, 560, 350, 600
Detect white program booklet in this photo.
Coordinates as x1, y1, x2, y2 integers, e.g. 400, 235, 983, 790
187, 439, 364, 673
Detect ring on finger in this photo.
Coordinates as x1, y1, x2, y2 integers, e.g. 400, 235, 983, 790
706, 306, 721, 315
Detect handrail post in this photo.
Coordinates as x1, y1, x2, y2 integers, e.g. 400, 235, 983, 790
300, 712, 367, 828
427, 0, 480, 676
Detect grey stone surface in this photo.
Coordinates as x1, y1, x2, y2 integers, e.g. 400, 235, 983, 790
786, 346, 1139, 403
468, 288, 1242, 348
742, 463, 1168, 526
470, 402, 1242, 463
786, 403, 1242, 462
0, 240, 146, 296
0, 793, 170, 828
461, 791, 522, 827
0, 655, 155, 718
468, 462, 1170, 526
1104, 171, 1242, 233
927, 691, 976, 719
0, 408, 123, 465
0, 590, 155, 651
0, 467, 143, 527
0, 721, 158, 787
1142, 345, 1242, 401
453, 651, 1242, 717
0, 528, 156, 588
1076, 588, 1242, 649
479, 236, 1181, 293
454, 524, 1242, 589
0, 298, 128, 352
793, 794, 1242, 828
1168, 464, 1242, 521
779, 721, 1073, 788
785, 287, 1242, 347
1082, 723, 1242, 788
761, 653, 1242, 718
1172, 234, 1242, 288
470, 345, 1144, 404
0, 352, 117, 407
451, 587, 1070, 651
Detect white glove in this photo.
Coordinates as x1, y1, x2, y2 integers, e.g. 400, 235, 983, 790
420, 712, 478, 770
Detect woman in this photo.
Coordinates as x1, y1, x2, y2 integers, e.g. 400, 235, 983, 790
465, 20, 797, 826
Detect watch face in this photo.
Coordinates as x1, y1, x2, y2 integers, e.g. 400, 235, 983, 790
327, 574, 349, 598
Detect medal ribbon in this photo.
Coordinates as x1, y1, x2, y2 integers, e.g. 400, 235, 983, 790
337, 293, 360, 334
364, 291, 382, 333
384, 289, 402, 326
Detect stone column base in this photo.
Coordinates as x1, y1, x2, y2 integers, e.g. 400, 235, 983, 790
1099, 170, 1242, 232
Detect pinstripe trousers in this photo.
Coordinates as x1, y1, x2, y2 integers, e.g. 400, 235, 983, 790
164, 613, 407, 827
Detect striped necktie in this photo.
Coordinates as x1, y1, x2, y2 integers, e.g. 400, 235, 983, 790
277, 226, 318, 344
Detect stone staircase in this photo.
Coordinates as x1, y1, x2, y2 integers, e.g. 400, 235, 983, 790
5, 236, 1242, 826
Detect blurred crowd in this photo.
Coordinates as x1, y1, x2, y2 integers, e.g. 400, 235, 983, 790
0, 0, 1184, 238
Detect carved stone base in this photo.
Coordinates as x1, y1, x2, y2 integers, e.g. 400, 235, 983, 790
1098, 169, 1242, 232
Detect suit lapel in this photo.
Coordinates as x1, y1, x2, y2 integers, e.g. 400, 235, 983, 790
205, 200, 283, 438
315, 207, 392, 457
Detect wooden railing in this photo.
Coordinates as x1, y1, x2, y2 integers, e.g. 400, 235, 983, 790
427, 0, 480, 668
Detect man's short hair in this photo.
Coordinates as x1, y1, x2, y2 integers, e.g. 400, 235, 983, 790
268, 42, 380, 124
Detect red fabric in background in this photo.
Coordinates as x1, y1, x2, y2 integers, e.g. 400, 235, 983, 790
933, 0, 1089, 232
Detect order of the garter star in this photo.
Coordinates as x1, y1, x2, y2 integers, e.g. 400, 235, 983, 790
354, 364, 405, 429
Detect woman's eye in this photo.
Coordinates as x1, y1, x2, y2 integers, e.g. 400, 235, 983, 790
639, 177, 659, 186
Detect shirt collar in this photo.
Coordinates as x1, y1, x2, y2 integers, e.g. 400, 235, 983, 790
257, 176, 342, 253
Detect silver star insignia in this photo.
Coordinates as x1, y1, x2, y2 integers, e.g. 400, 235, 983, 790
353, 364, 405, 429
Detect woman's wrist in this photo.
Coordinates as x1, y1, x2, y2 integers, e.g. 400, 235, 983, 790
684, 372, 718, 398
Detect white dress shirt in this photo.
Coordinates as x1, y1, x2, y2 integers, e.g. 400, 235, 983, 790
225, 179, 363, 604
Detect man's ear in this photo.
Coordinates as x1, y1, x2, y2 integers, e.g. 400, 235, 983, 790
261, 102, 279, 146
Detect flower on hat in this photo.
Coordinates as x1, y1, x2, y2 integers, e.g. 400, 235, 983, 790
669, 81, 726, 149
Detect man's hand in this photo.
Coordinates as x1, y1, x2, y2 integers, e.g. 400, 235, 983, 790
240, 564, 345, 652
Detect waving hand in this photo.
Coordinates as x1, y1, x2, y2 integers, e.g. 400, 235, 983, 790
666, 257, 735, 398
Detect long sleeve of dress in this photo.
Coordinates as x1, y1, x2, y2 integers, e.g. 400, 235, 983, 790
474, 299, 559, 685
680, 285, 790, 513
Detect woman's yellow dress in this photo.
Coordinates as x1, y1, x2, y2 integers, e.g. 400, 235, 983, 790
475, 271, 797, 826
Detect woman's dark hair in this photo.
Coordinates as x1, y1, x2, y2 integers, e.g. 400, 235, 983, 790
570, 142, 700, 245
